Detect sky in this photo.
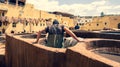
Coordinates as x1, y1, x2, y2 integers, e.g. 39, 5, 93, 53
26, 0, 120, 16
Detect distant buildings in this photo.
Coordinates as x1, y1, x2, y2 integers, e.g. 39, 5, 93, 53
0, 1, 75, 34
81, 15, 120, 31
73, 16, 93, 30
77, 16, 93, 26
0, 0, 120, 33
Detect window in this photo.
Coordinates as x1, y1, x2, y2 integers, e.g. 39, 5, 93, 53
12, 22, 16, 27
40, 23, 42, 26
36, 23, 38, 26
96, 23, 99, 26
0, 21, 2, 27
0, 31, 1, 34
118, 23, 120, 29
26, 22, 28, 26
11, 30, 14, 33
2, 28, 5, 33
18, 0, 25, 6
2, 12, 4, 16
32, 31, 34, 33
24, 30, 26, 33
9, 0, 16, 5
105, 22, 107, 25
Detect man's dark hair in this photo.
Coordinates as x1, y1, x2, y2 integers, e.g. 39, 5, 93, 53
53, 19, 59, 24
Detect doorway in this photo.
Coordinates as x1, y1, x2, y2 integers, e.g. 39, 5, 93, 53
118, 23, 120, 29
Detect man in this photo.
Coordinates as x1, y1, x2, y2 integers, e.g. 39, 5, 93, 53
74, 23, 80, 29
34, 19, 83, 48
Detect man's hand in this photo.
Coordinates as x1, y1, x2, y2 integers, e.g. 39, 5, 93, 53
32, 41, 38, 44
78, 38, 84, 42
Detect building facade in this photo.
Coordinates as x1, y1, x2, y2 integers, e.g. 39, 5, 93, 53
81, 16, 120, 31
0, 0, 74, 34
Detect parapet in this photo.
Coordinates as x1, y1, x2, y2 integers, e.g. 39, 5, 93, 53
5, 34, 120, 67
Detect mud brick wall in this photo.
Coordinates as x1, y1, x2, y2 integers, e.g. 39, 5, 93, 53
6, 35, 66, 67
5, 35, 120, 67
66, 30, 97, 38
0, 55, 5, 67
66, 30, 120, 39
90, 40, 120, 48
66, 49, 110, 67
90, 40, 120, 54
66, 43, 120, 67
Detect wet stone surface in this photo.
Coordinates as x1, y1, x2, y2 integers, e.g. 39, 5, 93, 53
94, 50, 120, 63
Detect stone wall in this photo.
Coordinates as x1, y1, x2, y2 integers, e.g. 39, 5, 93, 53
66, 30, 120, 40
89, 40, 120, 54
81, 16, 120, 31
0, 55, 5, 67
6, 35, 66, 67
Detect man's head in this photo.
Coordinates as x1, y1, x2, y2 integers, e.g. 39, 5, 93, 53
53, 19, 59, 25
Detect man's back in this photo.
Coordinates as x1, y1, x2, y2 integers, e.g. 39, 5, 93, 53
34, 19, 83, 48
45, 24, 65, 48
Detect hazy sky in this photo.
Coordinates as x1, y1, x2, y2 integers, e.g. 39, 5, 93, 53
26, 0, 120, 16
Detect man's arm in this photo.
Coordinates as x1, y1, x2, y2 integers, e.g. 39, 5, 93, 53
34, 29, 45, 43
64, 27, 83, 42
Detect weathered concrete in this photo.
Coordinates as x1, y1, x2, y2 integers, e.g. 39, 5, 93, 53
0, 36, 6, 67
66, 42, 120, 67
6, 34, 66, 67
0, 55, 5, 67
5, 34, 120, 67
88, 39, 120, 63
